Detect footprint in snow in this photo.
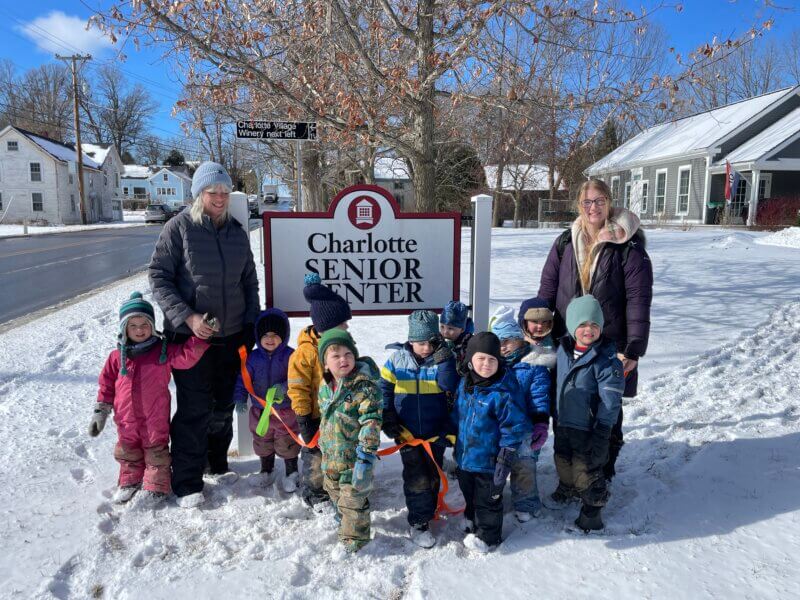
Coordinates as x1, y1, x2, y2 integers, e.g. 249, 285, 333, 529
70, 467, 94, 484
73, 443, 89, 459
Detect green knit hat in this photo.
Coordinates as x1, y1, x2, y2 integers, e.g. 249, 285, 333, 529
565, 294, 605, 339
318, 328, 359, 363
119, 291, 156, 338
408, 310, 440, 342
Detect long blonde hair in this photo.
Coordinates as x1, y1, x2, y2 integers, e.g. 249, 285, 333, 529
190, 183, 232, 225
575, 179, 612, 291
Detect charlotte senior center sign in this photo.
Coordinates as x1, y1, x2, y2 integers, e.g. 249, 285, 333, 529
264, 185, 461, 315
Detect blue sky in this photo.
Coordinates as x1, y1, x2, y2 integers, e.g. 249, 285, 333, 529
0, 1, 796, 149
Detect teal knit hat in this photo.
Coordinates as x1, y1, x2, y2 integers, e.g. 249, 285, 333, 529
118, 291, 166, 375
408, 310, 440, 342
565, 294, 605, 339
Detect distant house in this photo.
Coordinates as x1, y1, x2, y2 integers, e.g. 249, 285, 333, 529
373, 156, 415, 211
147, 167, 192, 209
121, 165, 151, 205
484, 163, 568, 225
586, 86, 800, 225
0, 125, 122, 224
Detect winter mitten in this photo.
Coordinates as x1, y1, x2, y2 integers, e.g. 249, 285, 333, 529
397, 425, 414, 443
351, 448, 377, 492
531, 422, 549, 451
296, 415, 320, 444
382, 418, 403, 440
590, 424, 611, 468
445, 434, 457, 447
88, 403, 112, 437
491, 447, 516, 498
432, 343, 454, 365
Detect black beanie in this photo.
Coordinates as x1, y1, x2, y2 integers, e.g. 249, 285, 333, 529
256, 312, 288, 342
465, 331, 503, 366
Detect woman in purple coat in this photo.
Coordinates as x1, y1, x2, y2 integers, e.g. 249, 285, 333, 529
537, 178, 653, 480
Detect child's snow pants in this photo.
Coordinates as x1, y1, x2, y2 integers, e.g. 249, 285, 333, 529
456, 468, 504, 546
553, 426, 609, 508
510, 432, 541, 514
323, 474, 371, 547
400, 443, 445, 526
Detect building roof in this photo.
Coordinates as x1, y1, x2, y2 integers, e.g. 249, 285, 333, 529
8, 126, 101, 170
374, 156, 410, 180
148, 167, 192, 183
587, 87, 797, 174
81, 143, 112, 165
484, 164, 562, 191
716, 105, 800, 167
123, 165, 151, 179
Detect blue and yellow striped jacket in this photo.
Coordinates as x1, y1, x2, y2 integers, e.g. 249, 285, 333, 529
379, 342, 459, 440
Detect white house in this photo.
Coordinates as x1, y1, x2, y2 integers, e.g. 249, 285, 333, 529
83, 143, 124, 221
586, 86, 800, 225
147, 167, 192, 209
374, 156, 414, 210
0, 125, 123, 225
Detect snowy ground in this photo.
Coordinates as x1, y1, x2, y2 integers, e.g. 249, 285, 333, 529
1, 227, 798, 599
0, 212, 145, 238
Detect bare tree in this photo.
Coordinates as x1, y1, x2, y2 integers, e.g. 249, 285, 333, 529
0, 62, 72, 140
136, 134, 163, 165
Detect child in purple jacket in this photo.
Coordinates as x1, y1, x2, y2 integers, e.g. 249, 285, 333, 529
233, 309, 301, 492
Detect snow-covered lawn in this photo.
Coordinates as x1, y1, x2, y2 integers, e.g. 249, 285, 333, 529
1, 227, 798, 599
0, 212, 146, 238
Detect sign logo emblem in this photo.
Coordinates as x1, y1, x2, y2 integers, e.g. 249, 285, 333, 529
348, 196, 381, 229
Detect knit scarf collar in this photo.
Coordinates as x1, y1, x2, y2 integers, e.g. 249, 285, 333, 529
117, 335, 167, 375
466, 364, 504, 391
503, 343, 531, 366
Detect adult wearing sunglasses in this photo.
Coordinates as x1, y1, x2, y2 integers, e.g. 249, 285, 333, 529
536, 178, 653, 481
149, 161, 260, 507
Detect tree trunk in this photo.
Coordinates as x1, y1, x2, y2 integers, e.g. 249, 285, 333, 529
302, 144, 324, 211
492, 161, 506, 227
411, 0, 436, 213
513, 190, 521, 228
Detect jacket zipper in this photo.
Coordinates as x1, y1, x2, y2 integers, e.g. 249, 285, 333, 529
213, 226, 227, 331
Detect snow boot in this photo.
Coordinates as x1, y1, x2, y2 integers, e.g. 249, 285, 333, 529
515, 510, 532, 523
282, 458, 299, 493
574, 505, 604, 533
137, 490, 168, 506
458, 517, 474, 533
463, 533, 491, 554
112, 483, 141, 504
176, 491, 205, 509
409, 523, 436, 549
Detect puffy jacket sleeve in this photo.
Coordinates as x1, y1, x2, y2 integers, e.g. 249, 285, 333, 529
622, 241, 653, 360
167, 336, 209, 370
435, 356, 459, 393
497, 379, 528, 450
527, 365, 551, 422
96, 351, 120, 406
148, 218, 195, 329
287, 344, 316, 417
537, 236, 563, 310
594, 355, 625, 428
355, 381, 383, 455
379, 355, 400, 432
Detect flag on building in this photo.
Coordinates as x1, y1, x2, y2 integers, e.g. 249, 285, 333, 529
724, 161, 741, 204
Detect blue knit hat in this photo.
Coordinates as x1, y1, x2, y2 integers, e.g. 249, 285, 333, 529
440, 300, 468, 329
565, 295, 604, 339
490, 305, 525, 341
303, 273, 352, 333
408, 310, 440, 342
191, 161, 233, 198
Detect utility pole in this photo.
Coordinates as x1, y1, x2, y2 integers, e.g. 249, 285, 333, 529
56, 54, 91, 225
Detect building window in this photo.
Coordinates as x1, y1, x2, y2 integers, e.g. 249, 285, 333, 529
30, 162, 42, 182
89, 176, 93, 187
123, 186, 129, 195
0, 192, 3, 211
758, 173, 772, 200
70, 194, 76, 212
654, 169, 667, 214
115, 173, 119, 188
32, 192, 43, 211
7, 141, 18, 151
104, 174, 108, 186
640, 181, 649, 213
624, 182, 631, 208
732, 178, 748, 215
68, 174, 74, 185
676, 166, 691, 215
163, 173, 169, 182
393, 181, 403, 190
610, 176, 620, 205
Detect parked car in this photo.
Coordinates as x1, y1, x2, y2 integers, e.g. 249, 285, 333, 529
248, 195, 259, 217
144, 203, 173, 224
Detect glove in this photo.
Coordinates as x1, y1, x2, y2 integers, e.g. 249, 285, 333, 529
491, 447, 516, 499
382, 416, 402, 440
235, 402, 249, 414
296, 415, 320, 444
590, 424, 611, 468
397, 425, 414, 443
351, 447, 377, 492
445, 434, 457, 447
88, 403, 112, 437
241, 324, 256, 352
432, 343, 454, 365
531, 422, 549, 451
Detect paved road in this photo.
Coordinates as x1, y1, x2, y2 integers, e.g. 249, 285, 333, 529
0, 226, 163, 324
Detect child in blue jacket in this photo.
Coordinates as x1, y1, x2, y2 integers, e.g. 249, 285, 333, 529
451, 332, 527, 553
380, 310, 459, 548
490, 306, 550, 522
552, 295, 625, 532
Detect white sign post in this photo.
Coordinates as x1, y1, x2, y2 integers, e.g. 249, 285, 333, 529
470, 194, 493, 332
264, 185, 461, 315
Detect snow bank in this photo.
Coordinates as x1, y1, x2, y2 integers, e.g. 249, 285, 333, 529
755, 227, 800, 249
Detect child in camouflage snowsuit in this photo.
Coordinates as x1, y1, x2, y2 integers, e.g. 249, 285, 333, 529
317, 328, 383, 552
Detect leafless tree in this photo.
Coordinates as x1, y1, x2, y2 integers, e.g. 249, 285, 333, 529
0, 62, 72, 140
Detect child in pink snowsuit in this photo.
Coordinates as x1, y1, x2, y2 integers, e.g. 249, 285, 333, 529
89, 292, 209, 504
